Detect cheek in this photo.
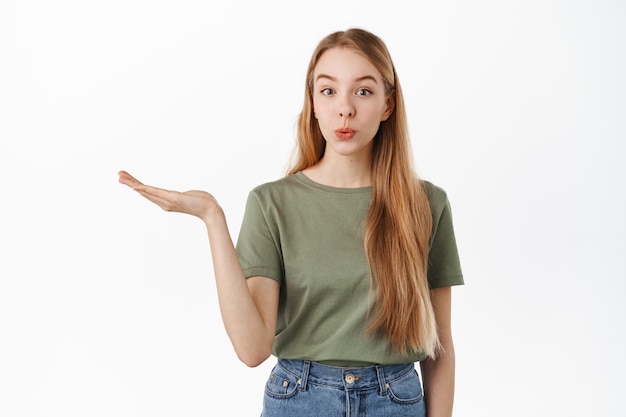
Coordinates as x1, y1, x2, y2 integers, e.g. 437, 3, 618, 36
313, 106, 330, 122
313, 98, 326, 114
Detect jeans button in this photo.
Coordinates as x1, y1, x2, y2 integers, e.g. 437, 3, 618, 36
345, 373, 355, 384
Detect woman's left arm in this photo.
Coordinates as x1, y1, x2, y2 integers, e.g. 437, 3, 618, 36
420, 286, 456, 417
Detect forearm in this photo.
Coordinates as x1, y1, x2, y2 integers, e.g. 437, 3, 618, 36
118, 171, 274, 365
203, 209, 273, 366
420, 345, 456, 417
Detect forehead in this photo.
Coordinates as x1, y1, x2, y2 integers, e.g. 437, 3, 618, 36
313, 47, 383, 83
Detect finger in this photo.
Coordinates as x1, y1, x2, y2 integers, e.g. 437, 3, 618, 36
136, 188, 181, 212
118, 170, 145, 187
136, 191, 172, 209
118, 170, 133, 181
132, 183, 173, 197
132, 183, 178, 201
118, 173, 172, 197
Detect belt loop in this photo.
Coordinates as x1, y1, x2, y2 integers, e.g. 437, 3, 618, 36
299, 360, 311, 391
375, 365, 387, 395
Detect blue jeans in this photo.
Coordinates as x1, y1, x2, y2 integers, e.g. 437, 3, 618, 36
261, 359, 426, 417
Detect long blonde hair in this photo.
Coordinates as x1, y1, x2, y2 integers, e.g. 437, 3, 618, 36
288, 28, 439, 358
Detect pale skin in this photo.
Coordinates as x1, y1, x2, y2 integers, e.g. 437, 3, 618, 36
119, 47, 456, 417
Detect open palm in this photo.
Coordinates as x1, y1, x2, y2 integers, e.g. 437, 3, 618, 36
118, 170, 220, 221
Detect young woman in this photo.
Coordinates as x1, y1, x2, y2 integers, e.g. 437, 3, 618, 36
119, 28, 463, 417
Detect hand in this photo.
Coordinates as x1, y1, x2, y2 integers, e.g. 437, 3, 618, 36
118, 170, 222, 223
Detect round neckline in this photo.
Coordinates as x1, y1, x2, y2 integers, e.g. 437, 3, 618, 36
294, 171, 372, 195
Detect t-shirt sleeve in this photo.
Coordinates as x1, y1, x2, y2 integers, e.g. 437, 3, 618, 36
235, 190, 284, 284
427, 189, 464, 288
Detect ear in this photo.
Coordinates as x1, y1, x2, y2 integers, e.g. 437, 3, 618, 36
381, 90, 395, 121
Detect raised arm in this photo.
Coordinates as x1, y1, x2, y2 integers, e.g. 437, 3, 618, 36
118, 171, 278, 367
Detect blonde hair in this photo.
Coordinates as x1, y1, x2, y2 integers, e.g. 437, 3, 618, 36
287, 28, 439, 358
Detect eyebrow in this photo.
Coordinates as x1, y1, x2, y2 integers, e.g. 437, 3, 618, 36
315, 74, 379, 84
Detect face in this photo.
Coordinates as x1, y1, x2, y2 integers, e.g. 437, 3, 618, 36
312, 47, 394, 161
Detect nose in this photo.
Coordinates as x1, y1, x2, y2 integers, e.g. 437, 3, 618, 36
338, 94, 355, 118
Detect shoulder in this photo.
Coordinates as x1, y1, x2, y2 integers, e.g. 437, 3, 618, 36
421, 179, 449, 216
249, 174, 302, 197
245, 174, 308, 210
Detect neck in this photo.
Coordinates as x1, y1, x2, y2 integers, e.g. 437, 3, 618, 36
304, 152, 371, 188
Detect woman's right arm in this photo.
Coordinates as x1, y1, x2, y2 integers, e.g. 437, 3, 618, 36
118, 171, 279, 367
204, 211, 279, 366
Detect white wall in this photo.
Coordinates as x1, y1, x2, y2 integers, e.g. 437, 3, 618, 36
1, 1, 624, 416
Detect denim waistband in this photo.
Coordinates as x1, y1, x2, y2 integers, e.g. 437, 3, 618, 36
277, 358, 415, 394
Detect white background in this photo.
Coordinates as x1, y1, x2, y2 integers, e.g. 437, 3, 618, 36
1, 0, 625, 416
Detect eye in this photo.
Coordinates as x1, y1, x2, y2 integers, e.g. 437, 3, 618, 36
356, 88, 373, 96
320, 88, 334, 96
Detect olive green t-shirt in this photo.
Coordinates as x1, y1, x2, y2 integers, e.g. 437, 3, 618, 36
235, 172, 464, 366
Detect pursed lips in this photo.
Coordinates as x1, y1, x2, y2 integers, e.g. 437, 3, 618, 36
335, 128, 356, 140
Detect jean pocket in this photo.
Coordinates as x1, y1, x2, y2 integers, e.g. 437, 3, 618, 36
387, 369, 424, 405
264, 363, 301, 399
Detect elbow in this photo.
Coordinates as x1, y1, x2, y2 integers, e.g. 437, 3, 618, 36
237, 349, 272, 368
234, 341, 273, 368
228, 325, 276, 367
